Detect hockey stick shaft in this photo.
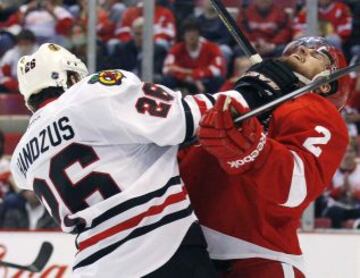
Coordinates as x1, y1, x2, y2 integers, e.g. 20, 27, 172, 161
0, 241, 53, 272
179, 64, 359, 149
234, 63, 360, 124
209, 0, 262, 64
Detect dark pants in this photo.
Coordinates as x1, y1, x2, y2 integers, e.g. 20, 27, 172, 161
324, 205, 360, 228
144, 222, 218, 278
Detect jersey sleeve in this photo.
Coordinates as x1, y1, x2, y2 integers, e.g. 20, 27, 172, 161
246, 95, 349, 211
10, 151, 29, 191
77, 70, 243, 146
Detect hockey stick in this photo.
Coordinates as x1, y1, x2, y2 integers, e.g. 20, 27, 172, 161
0, 241, 53, 272
209, 0, 262, 64
180, 63, 359, 148
234, 62, 360, 124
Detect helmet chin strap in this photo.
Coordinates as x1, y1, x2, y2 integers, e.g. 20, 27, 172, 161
293, 72, 312, 85
293, 69, 332, 92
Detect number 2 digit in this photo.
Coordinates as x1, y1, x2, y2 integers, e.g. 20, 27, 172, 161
135, 83, 174, 118
303, 126, 331, 157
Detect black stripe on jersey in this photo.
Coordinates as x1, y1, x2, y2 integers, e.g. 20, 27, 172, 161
181, 100, 195, 143
73, 205, 193, 270
204, 94, 216, 105
90, 176, 181, 228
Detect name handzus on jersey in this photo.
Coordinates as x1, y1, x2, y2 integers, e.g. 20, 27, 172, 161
16, 116, 75, 178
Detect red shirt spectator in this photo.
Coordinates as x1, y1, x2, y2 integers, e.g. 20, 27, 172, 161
163, 39, 225, 82
76, 0, 115, 42
162, 19, 225, 94
115, 3, 176, 47
293, 0, 352, 47
322, 142, 360, 228
237, 0, 291, 57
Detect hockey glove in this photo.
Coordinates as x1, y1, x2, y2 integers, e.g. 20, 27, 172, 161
234, 59, 300, 112
198, 95, 270, 175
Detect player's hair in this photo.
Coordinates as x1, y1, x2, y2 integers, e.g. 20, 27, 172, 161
16, 29, 36, 43
27, 71, 81, 111
182, 18, 201, 34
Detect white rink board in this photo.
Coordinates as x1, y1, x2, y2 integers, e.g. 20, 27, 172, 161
0, 231, 359, 277
299, 232, 360, 278
0, 231, 76, 277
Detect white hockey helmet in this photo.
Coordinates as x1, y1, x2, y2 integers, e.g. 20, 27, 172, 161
17, 43, 88, 106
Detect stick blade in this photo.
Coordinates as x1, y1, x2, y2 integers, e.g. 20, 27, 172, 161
28, 242, 54, 272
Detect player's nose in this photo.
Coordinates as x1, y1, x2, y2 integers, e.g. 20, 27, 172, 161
296, 46, 309, 61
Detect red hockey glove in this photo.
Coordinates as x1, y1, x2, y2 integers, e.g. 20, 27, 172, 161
198, 95, 270, 175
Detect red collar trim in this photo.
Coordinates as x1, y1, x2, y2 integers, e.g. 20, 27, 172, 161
38, 97, 58, 109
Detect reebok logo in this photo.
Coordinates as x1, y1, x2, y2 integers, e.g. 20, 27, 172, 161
227, 133, 267, 168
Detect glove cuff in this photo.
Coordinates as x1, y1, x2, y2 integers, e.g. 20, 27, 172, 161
219, 133, 269, 175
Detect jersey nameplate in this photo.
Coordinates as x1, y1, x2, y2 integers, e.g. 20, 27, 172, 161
15, 116, 75, 178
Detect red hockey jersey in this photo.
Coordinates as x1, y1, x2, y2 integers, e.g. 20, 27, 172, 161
237, 4, 291, 45
163, 39, 225, 81
115, 5, 176, 44
180, 93, 348, 274
293, 2, 352, 41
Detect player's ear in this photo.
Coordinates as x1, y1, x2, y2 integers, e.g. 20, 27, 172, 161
317, 84, 332, 95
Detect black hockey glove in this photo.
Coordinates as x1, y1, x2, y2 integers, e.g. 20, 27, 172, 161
234, 59, 300, 111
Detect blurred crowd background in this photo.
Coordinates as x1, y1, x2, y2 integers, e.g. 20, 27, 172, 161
0, 0, 360, 231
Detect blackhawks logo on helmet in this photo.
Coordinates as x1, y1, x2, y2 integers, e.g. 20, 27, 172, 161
88, 70, 125, 86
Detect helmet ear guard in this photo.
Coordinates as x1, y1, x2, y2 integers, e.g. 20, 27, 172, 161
17, 43, 88, 111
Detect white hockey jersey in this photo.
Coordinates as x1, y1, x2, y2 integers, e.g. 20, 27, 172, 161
10, 69, 241, 277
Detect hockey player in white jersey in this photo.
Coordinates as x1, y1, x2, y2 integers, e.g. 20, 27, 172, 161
11, 40, 258, 278
11, 39, 304, 277
10, 43, 233, 277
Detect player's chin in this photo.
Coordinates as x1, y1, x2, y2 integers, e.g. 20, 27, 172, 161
279, 56, 299, 70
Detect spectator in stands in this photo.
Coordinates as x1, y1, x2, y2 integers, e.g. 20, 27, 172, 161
110, 17, 167, 82
220, 57, 252, 91
0, 29, 38, 93
196, 0, 233, 63
0, 31, 15, 62
237, 0, 291, 57
293, 0, 353, 49
18, 0, 74, 44
322, 141, 360, 228
114, 0, 176, 50
75, 0, 116, 43
1, 190, 58, 229
342, 106, 360, 137
68, 23, 111, 71
106, 0, 127, 24
162, 19, 225, 94
0, 130, 12, 201
173, 0, 194, 37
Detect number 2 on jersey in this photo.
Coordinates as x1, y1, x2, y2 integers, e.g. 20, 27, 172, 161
303, 126, 331, 157
136, 83, 174, 118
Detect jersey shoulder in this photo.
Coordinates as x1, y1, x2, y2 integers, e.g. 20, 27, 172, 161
60, 69, 143, 105
273, 93, 347, 135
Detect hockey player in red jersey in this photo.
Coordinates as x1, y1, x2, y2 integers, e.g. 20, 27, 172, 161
180, 37, 351, 277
